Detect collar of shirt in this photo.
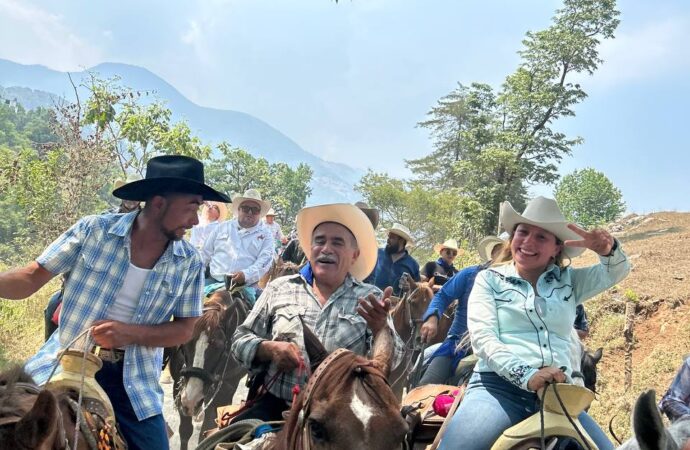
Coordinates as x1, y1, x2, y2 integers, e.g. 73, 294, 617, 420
436, 257, 455, 272
300, 261, 314, 285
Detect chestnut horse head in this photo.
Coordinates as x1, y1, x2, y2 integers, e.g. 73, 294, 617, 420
266, 325, 408, 450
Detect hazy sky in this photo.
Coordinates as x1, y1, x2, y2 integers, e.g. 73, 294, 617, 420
1, 0, 688, 213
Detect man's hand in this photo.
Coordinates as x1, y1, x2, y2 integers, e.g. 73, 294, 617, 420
420, 315, 439, 343
527, 367, 566, 392
259, 341, 303, 372
357, 286, 393, 334
91, 320, 135, 349
228, 271, 246, 286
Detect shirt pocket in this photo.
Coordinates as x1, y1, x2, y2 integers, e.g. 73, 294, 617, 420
335, 313, 368, 351
272, 307, 304, 341
80, 252, 111, 273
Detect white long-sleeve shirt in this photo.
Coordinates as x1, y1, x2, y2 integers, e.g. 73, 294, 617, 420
189, 220, 220, 249
201, 219, 274, 286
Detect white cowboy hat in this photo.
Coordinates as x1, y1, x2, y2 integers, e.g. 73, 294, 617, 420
477, 236, 505, 263
433, 239, 460, 254
296, 203, 378, 281
231, 189, 271, 217
266, 208, 276, 216
200, 201, 229, 223
387, 223, 414, 247
499, 197, 585, 259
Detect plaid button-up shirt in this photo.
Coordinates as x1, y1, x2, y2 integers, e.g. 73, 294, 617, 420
231, 272, 405, 403
25, 212, 203, 420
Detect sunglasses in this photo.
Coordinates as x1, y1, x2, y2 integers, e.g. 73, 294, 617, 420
240, 205, 261, 215
443, 249, 458, 256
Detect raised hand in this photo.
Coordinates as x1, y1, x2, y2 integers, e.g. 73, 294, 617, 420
564, 224, 615, 256
358, 286, 393, 334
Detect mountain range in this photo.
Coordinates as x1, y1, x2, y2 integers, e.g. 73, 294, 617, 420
0, 58, 363, 205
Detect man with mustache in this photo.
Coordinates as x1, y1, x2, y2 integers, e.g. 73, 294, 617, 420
0, 155, 230, 450
231, 203, 405, 422
201, 189, 274, 297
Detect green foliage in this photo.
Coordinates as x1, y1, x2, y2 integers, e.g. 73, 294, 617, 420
206, 144, 312, 228
553, 167, 625, 228
403, 0, 620, 235
356, 170, 487, 256
624, 288, 639, 303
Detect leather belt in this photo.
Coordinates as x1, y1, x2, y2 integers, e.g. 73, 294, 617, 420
94, 347, 125, 363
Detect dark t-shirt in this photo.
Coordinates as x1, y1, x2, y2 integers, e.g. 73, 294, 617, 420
423, 259, 458, 286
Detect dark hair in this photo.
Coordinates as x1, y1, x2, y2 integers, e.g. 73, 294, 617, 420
494, 225, 569, 269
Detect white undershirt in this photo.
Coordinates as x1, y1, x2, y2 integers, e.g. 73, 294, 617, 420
107, 263, 151, 324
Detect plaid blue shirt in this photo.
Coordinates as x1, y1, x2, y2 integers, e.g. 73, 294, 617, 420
25, 212, 204, 420
232, 271, 405, 403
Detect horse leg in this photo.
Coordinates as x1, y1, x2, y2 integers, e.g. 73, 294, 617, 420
178, 414, 194, 450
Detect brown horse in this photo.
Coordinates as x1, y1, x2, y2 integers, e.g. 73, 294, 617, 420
0, 366, 98, 450
260, 326, 408, 450
389, 276, 452, 398
258, 260, 302, 289
168, 289, 251, 450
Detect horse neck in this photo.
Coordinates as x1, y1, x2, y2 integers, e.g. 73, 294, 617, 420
391, 298, 412, 340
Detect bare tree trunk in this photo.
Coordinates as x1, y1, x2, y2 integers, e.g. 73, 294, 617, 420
624, 301, 635, 391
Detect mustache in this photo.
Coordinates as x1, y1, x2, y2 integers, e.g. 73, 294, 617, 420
316, 254, 337, 263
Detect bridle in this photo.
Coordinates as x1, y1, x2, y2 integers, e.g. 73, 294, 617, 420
290, 348, 388, 450
176, 293, 249, 418
391, 282, 427, 390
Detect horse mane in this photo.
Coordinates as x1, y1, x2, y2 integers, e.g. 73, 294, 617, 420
0, 366, 37, 420
193, 292, 232, 339
0, 365, 34, 387
272, 351, 396, 450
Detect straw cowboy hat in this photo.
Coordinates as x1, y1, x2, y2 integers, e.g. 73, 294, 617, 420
477, 236, 506, 263
231, 189, 271, 217
387, 223, 414, 247
266, 208, 276, 216
499, 196, 585, 259
433, 239, 460, 255
354, 201, 380, 229
113, 155, 230, 203
201, 201, 229, 223
296, 203, 378, 281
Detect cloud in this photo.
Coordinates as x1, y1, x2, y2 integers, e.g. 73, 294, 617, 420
0, 0, 101, 71
587, 15, 690, 87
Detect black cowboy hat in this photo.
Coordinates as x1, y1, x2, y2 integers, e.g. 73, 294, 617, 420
112, 155, 230, 203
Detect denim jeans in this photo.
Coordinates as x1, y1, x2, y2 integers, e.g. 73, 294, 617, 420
438, 372, 613, 450
95, 360, 169, 450
659, 356, 690, 422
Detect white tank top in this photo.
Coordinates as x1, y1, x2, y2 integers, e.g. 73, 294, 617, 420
107, 263, 151, 323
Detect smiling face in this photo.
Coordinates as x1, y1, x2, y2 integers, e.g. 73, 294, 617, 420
310, 222, 360, 288
510, 223, 562, 279
156, 194, 203, 241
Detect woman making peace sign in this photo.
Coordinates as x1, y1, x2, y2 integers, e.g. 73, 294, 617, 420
439, 197, 630, 450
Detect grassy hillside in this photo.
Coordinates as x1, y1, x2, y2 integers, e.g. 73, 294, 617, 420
1, 212, 689, 441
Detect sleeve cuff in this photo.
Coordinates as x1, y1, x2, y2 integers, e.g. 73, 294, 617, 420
520, 367, 540, 391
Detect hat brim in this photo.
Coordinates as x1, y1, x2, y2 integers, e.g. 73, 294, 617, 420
434, 243, 459, 254
477, 236, 505, 262
232, 196, 271, 217
113, 178, 231, 203
500, 202, 585, 259
388, 230, 414, 247
297, 204, 378, 281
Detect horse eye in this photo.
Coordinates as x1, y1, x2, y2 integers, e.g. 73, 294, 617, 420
309, 419, 328, 442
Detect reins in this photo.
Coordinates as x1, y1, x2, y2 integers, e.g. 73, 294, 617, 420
539, 382, 592, 450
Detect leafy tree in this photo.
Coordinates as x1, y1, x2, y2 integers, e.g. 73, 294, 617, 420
553, 168, 625, 228
405, 0, 620, 234
206, 144, 312, 228
356, 170, 487, 259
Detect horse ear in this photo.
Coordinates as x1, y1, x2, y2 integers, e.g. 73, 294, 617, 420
591, 347, 603, 364
632, 390, 676, 450
16, 390, 61, 449
372, 327, 394, 378
299, 316, 328, 372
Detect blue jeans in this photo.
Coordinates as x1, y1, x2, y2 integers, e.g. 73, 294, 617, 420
95, 360, 169, 450
438, 372, 613, 450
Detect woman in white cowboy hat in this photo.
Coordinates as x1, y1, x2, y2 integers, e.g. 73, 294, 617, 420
438, 197, 631, 450
422, 238, 461, 292
372, 223, 421, 296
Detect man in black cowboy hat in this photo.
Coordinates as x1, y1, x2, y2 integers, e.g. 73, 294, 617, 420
0, 155, 230, 450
